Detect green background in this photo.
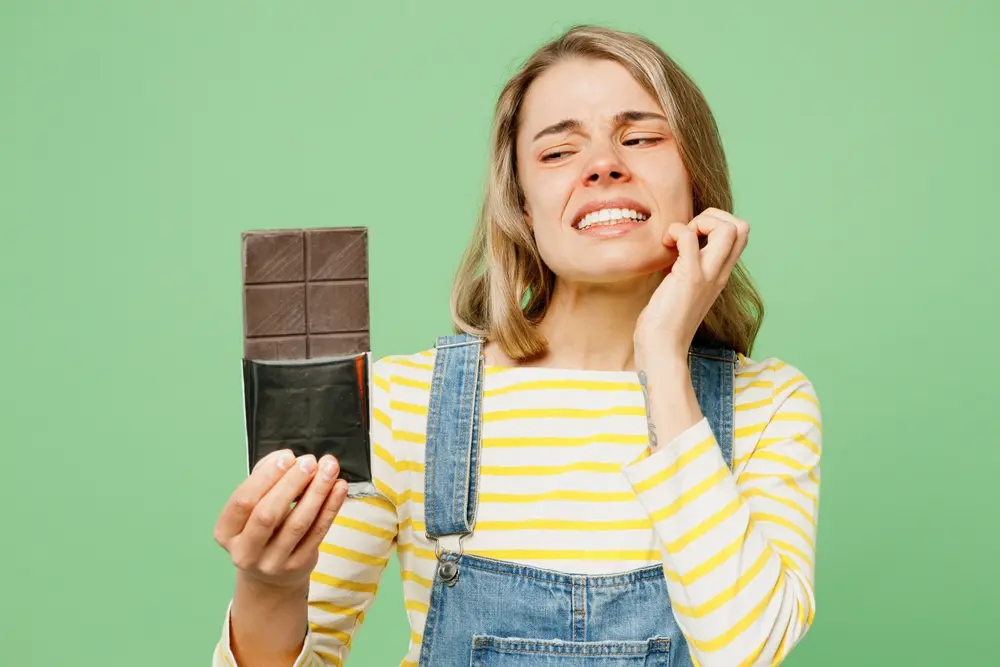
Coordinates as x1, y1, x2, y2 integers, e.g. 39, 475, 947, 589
2, 1, 997, 665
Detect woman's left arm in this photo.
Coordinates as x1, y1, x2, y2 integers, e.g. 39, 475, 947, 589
627, 208, 821, 665
623, 357, 821, 667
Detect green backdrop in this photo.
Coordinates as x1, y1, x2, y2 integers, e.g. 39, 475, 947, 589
3, 1, 998, 665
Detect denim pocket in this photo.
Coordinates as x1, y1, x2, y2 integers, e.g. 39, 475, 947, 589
471, 635, 670, 666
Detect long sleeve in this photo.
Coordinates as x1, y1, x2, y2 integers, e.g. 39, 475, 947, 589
621, 360, 822, 666
214, 357, 402, 667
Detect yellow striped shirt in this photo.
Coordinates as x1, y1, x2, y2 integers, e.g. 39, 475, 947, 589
215, 347, 822, 666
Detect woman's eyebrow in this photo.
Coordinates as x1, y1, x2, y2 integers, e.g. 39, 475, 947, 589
531, 110, 669, 142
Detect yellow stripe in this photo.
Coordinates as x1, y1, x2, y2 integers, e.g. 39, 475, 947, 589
672, 546, 773, 618
375, 480, 399, 505
735, 422, 768, 439
319, 543, 389, 567
373, 443, 396, 467
357, 494, 396, 513
772, 539, 814, 569
484, 379, 640, 398
789, 390, 820, 408
474, 548, 661, 561
736, 362, 784, 379
310, 624, 353, 647
401, 661, 417, 667
664, 529, 744, 586
480, 461, 622, 476
475, 518, 654, 531
775, 375, 807, 396
737, 472, 816, 504
397, 542, 436, 560
403, 517, 653, 533
688, 571, 786, 653
735, 380, 772, 394
742, 488, 815, 526
664, 497, 744, 553
737, 636, 770, 667
405, 600, 429, 614
315, 650, 343, 667
396, 459, 424, 473
480, 490, 635, 503
394, 358, 433, 371
396, 489, 424, 505
394, 430, 426, 444
735, 397, 772, 412
309, 600, 365, 622
746, 450, 811, 472
411, 631, 423, 645
772, 628, 790, 666
396, 376, 431, 391
483, 434, 647, 448
310, 572, 378, 593
391, 400, 427, 416
772, 412, 821, 430
649, 466, 729, 522
632, 435, 715, 494
332, 516, 395, 541
483, 406, 645, 421
790, 433, 821, 457
753, 512, 815, 548
373, 407, 391, 428
374, 375, 390, 392
401, 570, 433, 588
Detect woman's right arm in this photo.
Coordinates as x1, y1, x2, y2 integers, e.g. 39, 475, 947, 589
212, 359, 401, 667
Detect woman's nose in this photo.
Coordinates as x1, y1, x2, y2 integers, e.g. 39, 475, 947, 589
583, 149, 631, 185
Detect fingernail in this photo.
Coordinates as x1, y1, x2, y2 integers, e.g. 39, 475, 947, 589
298, 455, 317, 473
275, 451, 294, 470
320, 458, 336, 481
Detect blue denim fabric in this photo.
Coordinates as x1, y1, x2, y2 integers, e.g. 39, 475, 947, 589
418, 333, 736, 667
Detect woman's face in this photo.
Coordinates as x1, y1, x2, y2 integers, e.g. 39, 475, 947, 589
515, 58, 693, 284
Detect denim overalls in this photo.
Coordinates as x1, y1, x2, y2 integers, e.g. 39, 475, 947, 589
416, 333, 736, 667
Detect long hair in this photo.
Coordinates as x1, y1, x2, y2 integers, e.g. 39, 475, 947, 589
450, 24, 764, 359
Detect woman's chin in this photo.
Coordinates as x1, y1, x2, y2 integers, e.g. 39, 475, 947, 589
551, 248, 676, 284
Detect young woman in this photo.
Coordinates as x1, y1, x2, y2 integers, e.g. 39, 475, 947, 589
212, 24, 822, 667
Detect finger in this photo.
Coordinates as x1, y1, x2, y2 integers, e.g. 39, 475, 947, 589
266, 456, 341, 560
723, 219, 750, 275
689, 215, 738, 279
214, 449, 296, 543
237, 455, 320, 554
666, 222, 701, 267
289, 478, 350, 565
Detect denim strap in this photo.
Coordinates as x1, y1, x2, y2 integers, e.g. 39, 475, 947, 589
424, 333, 484, 539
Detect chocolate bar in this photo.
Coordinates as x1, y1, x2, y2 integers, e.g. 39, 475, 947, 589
242, 227, 369, 359
240, 227, 376, 497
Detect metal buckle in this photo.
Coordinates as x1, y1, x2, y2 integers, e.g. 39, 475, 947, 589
432, 534, 467, 587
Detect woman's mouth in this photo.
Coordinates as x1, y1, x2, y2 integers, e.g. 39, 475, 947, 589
574, 207, 650, 230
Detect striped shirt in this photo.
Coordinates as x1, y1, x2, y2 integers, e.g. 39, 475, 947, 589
215, 347, 822, 667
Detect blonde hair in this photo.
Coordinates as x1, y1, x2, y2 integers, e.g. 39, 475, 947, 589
450, 24, 764, 359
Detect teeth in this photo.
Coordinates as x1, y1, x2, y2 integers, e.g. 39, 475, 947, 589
577, 208, 648, 229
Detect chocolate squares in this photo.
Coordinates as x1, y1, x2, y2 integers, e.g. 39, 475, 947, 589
240, 227, 376, 497
242, 227, 369, 360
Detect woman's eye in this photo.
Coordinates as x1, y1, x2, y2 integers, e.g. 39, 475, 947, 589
623, 137, 662, 146
541, 150, 572, 161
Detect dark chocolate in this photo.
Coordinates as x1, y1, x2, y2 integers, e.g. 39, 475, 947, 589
242, 227, 369, 360
240, 227, 373, 490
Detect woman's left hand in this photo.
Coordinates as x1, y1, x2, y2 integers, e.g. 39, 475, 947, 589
634, 208, 750, 365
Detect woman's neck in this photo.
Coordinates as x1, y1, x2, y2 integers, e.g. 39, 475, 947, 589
524, 275, 662, 372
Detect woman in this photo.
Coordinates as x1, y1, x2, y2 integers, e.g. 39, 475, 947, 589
212, 24, 822, 667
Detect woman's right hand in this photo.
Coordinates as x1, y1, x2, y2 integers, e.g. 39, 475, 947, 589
214, 450, 349, 590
